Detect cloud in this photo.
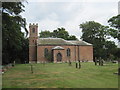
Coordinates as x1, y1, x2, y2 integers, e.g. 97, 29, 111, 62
37, 18, 60, 33
21, 1, 119, 44
48, 12, 58, 20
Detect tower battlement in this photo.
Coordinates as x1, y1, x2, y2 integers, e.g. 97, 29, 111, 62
29, 23, 38, 26
29, 23, 38, 38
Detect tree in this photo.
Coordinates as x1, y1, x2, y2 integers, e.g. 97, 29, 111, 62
39, 27, 78, 40
79, 21, 117, 60
67, 35, 78, 40
108, 15, 120, 29
108, 14, 120, 41
2, 2, 28, 64
18, 38, 29, 63
39, 30, 52, 38
103, 41, 117, 60
79, 21, 108, 44
54, 27, 69, 40
107, 15, 120, 60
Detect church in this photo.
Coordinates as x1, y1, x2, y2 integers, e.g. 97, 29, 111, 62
29, 23, 93, 63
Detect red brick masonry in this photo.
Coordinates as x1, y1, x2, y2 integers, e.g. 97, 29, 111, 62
29, 23, 93, 63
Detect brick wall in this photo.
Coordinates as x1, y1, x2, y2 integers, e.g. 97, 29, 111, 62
79, 46, 93, 61
29, 46, 37, 63
37, 45, 93, 63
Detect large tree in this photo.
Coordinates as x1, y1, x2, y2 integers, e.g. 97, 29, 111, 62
39, 27, 78, 40
79, 21, 117, 60
79, 21, 108, 43
108, 14, 120, 41
2, 2, 28, 64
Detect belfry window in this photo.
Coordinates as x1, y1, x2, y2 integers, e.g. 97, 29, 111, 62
67, 48, 70, 57
32, 28, 35, 33
44, 48, 48, 57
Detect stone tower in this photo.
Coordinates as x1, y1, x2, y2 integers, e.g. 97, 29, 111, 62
29, 23, 38, 63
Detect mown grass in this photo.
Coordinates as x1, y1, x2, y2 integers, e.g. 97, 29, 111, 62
2, 62, 118, 88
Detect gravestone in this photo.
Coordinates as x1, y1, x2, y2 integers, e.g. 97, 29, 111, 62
78, 60, 81, 69
69, 60, 72, 66
95, 58, 97, 65
76, 62, 78, 68
25, 61, 26, 64
118, 68, 120, 75
99, 59, 101, 66
101, 59, 104, 66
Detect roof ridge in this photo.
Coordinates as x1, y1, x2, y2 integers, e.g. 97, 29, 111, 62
37, 37, 92, 46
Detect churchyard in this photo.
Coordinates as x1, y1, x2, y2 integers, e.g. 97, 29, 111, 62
2, 62, 118, 88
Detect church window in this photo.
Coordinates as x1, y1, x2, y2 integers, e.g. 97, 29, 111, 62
44, 48, 48, 57
67, 48, 70, 57
32, 28, 35, 33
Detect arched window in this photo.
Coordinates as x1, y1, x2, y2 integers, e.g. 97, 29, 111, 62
67, 48, 70, 57
32, 28, 35, 33
44, 48, 48, 57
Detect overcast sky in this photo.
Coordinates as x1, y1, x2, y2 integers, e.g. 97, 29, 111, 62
21, 0, 119, 44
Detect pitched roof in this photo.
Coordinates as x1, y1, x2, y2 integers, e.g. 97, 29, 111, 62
37, 38, 92, 46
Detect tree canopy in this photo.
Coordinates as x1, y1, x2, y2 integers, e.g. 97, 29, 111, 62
108, 14, 120, 41
80, 21, 109, 44
79, 21, 118, 60
39, 27, 78, 40
2, 2, 28, 64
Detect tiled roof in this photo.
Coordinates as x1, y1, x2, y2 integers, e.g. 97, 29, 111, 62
37, 38, 92, 46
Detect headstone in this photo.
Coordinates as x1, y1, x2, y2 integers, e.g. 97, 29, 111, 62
14, 61, 15, 65
95, 58, 97, 65
76, 62, 78, 68
78, 60, 81, 69
25, 61, 26, 64
99, 59, 101, 66
118, 68, 120, 75
101, 59, 104, 66
69, 60, 72, 66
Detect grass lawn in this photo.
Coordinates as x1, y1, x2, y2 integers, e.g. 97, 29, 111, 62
2, 62, 118, 88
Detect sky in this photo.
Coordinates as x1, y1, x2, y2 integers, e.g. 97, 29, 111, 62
21, 0, 119, 45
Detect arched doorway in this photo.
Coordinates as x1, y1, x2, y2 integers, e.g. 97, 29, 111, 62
57, 53, 62, 62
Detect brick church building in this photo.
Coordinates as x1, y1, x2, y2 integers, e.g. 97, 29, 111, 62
29, 23, 93, 63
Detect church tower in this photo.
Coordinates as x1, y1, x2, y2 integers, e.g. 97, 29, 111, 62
29, 23, 38, 63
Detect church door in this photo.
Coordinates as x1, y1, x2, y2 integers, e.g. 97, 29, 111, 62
57, 53, 62, 62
